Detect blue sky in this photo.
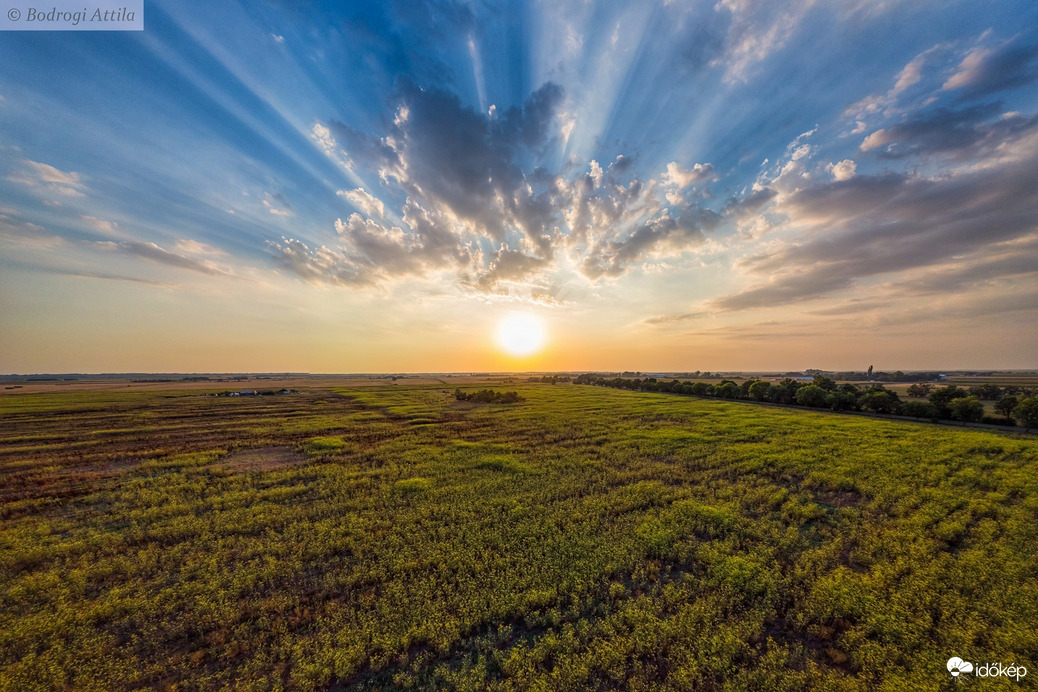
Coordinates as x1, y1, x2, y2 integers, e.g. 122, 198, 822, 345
1, 0, 1037, 372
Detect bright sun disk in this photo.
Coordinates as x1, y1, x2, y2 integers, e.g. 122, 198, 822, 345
496, 313, 546, 357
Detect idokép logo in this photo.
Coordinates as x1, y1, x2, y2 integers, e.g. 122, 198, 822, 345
948, 656, 1028, 682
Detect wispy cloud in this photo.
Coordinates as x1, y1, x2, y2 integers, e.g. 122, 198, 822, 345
262, 192, 294, 217
7, 160, 86, 197
93, 240, 236, 277
644, 311, 707, 325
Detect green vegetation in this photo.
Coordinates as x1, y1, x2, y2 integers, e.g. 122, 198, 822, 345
577, 374, 1038, 428
453, 389, 525, 404
1, 383, 1037, 690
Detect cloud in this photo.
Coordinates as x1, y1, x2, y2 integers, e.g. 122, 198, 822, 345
282, 77, 751, 294
711, 131, 1038, 310
267, 237, 368, 286
175, 238, 226, 256
672, 3, 730, 72
262, 192, 294, 217
52, 270, 172, 287
94, 240, 234, 277
661, 162, 715, 188
269, 197, 475, 287
325, 120, 400, 172
310, 122, 337, 156
883, 237, 1038, 296
715, 0, 816, 83
860, 103, 1038, 160
386, 81, 564, 240
0, 211, 63, 248
644, 311, 707, 325
581, 203, 720, 279
338, 188, 385, 218
474, 246, 549, 290
8, 160, 86, 197
80, 215, 120, 236
943, 38, 1038, 97
804, 300, 889, 316
827, 159, 856, 181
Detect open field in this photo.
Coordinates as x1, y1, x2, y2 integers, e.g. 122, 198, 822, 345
2, 382, 1037, 690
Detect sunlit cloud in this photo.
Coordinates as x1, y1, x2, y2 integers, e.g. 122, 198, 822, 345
8, 160, 86, 197
1, 0, 1036, 371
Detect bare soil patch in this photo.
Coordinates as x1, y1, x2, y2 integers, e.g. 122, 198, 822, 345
218, 446, 309, 472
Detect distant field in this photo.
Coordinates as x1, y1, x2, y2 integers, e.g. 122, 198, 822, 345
2, 383, 1036, 690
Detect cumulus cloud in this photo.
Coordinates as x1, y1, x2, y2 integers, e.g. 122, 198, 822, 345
290, 81, 730, 292
267, 237, 366, 286
661, 162, 715, 188
581, 203, 720, 279
270, 197, 474, 288
338, 188, 385, 218
278, 30, 1037, 314
827, 159, 857, 181
474, 246, 550, 290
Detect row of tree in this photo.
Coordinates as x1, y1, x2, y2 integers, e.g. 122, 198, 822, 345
572, 374, 1038, 428
905, 382, 1035, 399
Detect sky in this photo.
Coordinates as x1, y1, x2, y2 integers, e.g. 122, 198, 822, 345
1, 0, 1037, 373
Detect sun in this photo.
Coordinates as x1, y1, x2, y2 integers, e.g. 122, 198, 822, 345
496, 312, 547, 357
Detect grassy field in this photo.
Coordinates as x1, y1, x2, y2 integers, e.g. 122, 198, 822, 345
2, 382, 1037, 690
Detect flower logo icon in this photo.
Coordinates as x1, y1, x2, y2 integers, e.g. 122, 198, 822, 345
948, 657, 974, 677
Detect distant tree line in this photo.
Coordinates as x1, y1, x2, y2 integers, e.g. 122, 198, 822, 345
526, 375, 572, 384
573, 374, 1038, 428
453, 389, 525, 404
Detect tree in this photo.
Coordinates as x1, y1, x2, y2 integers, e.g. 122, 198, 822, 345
1013, 396, 1038, 428
947, 396, 984, 423
715, 382, 740, 399
748, 380, 771, 401
812, 375, 837, 392
691, 382, 713, 396
994, 395, 1019, 420
928, 385, 967, 406
901, 400, 938, 419
769, 384, 794, 405
826, 390, 859, 411
867, 365, 873, 380
906, 383, 933, 398
795, 385, 829, 408
859, 389, 899, 414
928, 385, 967, 418
967, 383, 1003, 400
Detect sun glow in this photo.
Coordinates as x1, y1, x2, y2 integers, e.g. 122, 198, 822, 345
496, 312, 547, 357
